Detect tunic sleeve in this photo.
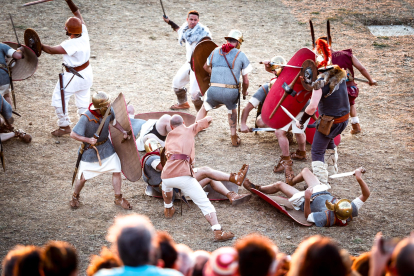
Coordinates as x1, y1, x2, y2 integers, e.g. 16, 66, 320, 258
192, 118, 210, 134
72, 115, 88, 136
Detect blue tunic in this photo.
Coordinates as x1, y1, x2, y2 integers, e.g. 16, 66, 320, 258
0, 43, 12, 86
0, 94, 12, 120
142, 155, 162, 186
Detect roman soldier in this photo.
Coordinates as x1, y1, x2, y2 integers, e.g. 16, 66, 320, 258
0, 95, 31, 144
243, 167, 370, 227
42, 0, 93, 136
70, 92, 132, 209
0, 43, 24, 106
163, 10, 212, 111
196, 30, 252, 147
142, 138, 251, 205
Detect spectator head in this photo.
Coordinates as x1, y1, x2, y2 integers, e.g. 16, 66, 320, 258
42, 241, 78, 276
203, 247, 238, 276
351, 252, 371, 276
86, 247, 122, 276
175, 244, 194, 276
288, 235, 347, 276
11, 245, 43, 276
388, 237, 414, 276
2, 245, 26, 276
235, 233, 277, 276
191, 250, 210, 276
154, 231, 178, 268
106, 214, 155, 267
170, 115, 184, 129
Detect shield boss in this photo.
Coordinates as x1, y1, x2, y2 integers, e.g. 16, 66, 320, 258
300, 59, 318, 91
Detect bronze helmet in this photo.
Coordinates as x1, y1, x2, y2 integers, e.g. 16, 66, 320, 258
65, 17, 82, 35
325, 199, 352, 221
224, 30, 244, 49
269, 56, 287, 71
90, 92, 110, 115
144, 138, 163, 153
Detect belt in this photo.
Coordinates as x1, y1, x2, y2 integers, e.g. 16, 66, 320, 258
86, 137, 108, 150
65, 60, 90, 73
333, 113, 349, 124
210, 83, 239, 89
0, 64, 7, 69
168, 154, 191, 162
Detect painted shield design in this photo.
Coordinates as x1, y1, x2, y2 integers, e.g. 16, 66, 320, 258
191, 40, 218, 95
262, 48, 316, 129
4, 42, 38, 81
24, 28, 42, 57
109, 93, 142, 182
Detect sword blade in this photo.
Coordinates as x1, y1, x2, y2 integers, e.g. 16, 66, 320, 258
329, 171, 355, 179
9, 14, 21, 46
354, 77, 370, 84
160, 0, 167, 17
327, 20, 332, 47
310, 20, 315, 49
251, 128, 276, 132
281, 106, 299, 123
22, 0, 53, 7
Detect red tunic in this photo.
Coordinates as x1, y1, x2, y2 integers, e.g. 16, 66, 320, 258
332, 49, 359, 100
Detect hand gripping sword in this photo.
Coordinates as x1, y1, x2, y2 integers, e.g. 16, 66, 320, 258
71, 107, 111, 185
160, 0, 168, 19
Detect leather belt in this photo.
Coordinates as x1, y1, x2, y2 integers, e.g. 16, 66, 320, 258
210, 83, 239, 89
168, 154, 190, 162
86, 137, 108, 150
65, 60, 90, 73
334, 113, 349, 124
0, 64, 7, 69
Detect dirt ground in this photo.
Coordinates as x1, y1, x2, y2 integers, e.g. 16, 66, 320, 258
0, 0, 413, 274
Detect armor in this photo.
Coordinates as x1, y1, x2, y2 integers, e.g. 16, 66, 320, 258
269, 56, 286, 71
90, 92, 110, 115
144, 138, 163, 153
65, 17, 82, 35
325, 198, 352, 220
224, 30, 244, 49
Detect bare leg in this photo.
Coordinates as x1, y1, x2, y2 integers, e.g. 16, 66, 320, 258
295, 133, 306, 151
256, 116, 269, 128
196, 105, 208, 121
205, 212, 219, 226
199, 179, 230, 197
74, 174, 87, 195
350, 104, 357, 117
259, 181, 300, 198
228, 109, 237, 136
156, 114, 172, 136
301, 167, 321, 189
195, 166, 230, 182
275, 129, 289, 156
112, 172, 122, 194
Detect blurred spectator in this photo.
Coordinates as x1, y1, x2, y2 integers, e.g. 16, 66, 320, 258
203, 247, 238, 276
2, 245, 26, 276
94, 214, 182, 276
235, 233, 276, 276
11, 245, 43, 276
175, 244, 194, 276
42, 241, 78, 276
86, 247, 122, 276
352, 252, 371, 276
191, 251, 210, 276
155, 231, 178, 269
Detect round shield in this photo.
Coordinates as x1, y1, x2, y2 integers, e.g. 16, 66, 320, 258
300, 59, 318, 91
3, 42, 38, 81
191, 40, 218, 95
24, 28, 42, 57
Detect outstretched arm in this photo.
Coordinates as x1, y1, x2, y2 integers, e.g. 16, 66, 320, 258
296, 88, 321, 129
352, 56, 377, 86
65, 0, 85, 25
163, 16, 179, 32
113, 121, 130, 140
355, 167, 370, 202
41, 44, 67, 55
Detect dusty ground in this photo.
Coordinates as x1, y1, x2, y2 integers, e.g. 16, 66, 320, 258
0, 0, 413, 274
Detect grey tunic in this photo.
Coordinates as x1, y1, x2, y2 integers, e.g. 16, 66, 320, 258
252, 83, 269, 105
72, 108, 116, 162
0, 94, 12, 120
0, 43, 12, 86
142, 154, 162, 186
130, 118, 146, 138
205, 48, 250, 110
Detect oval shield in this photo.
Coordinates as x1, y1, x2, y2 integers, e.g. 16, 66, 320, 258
191, 40, 218, 95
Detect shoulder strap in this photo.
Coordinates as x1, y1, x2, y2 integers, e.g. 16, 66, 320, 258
80, 113, 98, 124
231, 50, 241, 69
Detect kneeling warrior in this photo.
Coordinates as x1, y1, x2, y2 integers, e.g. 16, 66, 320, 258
296, 38, 349, 185
70, 92, 132, 209
142, 138, 251, 205
243, 167, 370, 227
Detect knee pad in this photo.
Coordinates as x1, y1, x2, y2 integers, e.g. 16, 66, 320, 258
324, 148, 338, 175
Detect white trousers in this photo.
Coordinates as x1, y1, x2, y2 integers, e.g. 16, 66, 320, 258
172, 62, 201, 101
51, 87, 90, 127
162, 176, 216, 215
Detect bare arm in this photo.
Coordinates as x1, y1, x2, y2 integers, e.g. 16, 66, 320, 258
355, 167, 370, 202
304, 187, 313, 218
352, 56, 377, 86
163, 16, 179, 32
65, 0, 85, 25
42, 44, 67, 55
70, 131, 97, 145
203, 62, 212, 74
242, 74, 249, 97
12, 47, 24, 59
113, 120, 130, 140
73, 9, 85, 25
296, 89, 321, 129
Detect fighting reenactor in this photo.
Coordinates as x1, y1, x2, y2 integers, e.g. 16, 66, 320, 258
243, 167, 370, 227
0, 43, 24, 106
163, 10, 212, 111
42, 0, 93, 136
196, 30, 252, 147
70, 92, 132, 210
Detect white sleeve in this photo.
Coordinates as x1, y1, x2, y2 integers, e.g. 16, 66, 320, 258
242, 63, 253, 75
6, 48, 16, 58
307, 213, 315, 223
352, 197, 364, 211
61, 40, 77, 56
249, 97, 261, 108
151, 159, 161, 172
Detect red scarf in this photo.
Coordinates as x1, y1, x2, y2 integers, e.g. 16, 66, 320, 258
88, 103, 102, 118
221, 43, 234, 53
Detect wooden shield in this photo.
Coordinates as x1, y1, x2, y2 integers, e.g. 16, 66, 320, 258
24, 28, 42, 57
262, 48, 316, 129
192, 40, 218, 95
109, 93, 142, 182
251, 188, 312, 226
145, 181, 238, 201
305, 110, 341, 146
134, 111, 196, 126
4, 42, 38, 81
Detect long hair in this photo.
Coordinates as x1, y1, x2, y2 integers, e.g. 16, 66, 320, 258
316, 39, 331, 68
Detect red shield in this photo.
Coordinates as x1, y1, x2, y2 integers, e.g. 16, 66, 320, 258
191, 40, 218, 95
109, 93, 142, 182
305, 110, 341, 146
262, 48, 316, 129
3, 42, 38, 81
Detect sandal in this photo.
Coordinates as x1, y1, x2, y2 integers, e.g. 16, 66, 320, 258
231, 133, 241, 147
115, 194, 132, 210
229, 164, 250, 186
170, 102, 190, 110
14, 129, 32, 143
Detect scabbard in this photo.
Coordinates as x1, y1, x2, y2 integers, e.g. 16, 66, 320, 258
7, 66, 16, 109
71, 143, 85, 186
59, 73, 65, 114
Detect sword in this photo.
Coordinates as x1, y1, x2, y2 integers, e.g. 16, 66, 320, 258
71, 143, 85, 186
250, 127, 276, 132
281, 106, 299, 123
327, 20, 332, 47
0, 140, 5, 172
329, 170, 366, 179
310, 20, 315, 50
9, 14, 21, 47
22, 0, 53, 7
259, 62, 302, 69
62, 63, 84, 79
160, 0, 167, 19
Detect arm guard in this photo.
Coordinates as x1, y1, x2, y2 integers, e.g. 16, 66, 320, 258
167, 20, 180, 31
299, 111, 312, 125
65, 0, 79, 13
